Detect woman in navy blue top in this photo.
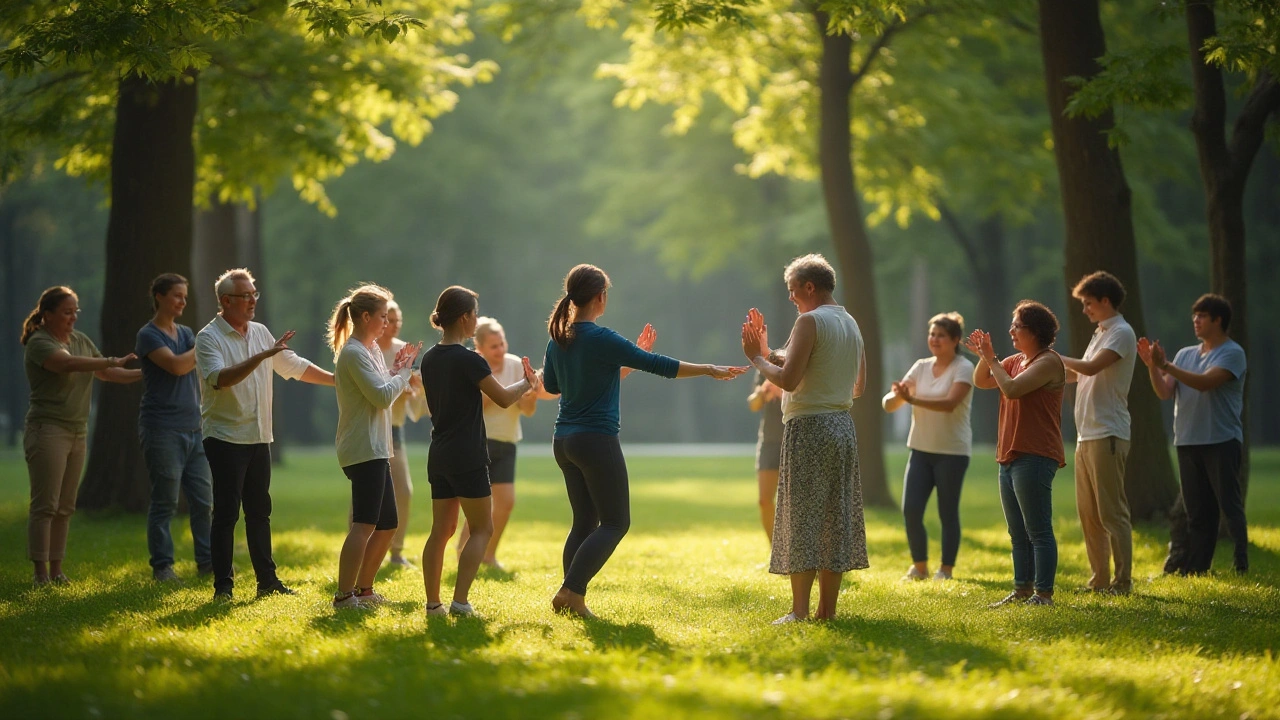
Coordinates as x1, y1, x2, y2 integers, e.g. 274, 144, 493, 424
543, 264, 747, 618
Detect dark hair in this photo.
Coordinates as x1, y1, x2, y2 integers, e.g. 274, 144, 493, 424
784, 253, 836, 294
431, 286, 479, 330
150, 273, 189, 309
1013, 300, 1059, 350
928, 311, 964, 342
21, 286, 78, 345
1071, 271, 1126, 309
548, 264, 611, 348
1191, 293, 1231, 332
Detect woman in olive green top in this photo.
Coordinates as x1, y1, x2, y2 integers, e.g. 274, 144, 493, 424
21, 286, 141, 585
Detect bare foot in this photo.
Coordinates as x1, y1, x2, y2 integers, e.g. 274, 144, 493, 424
551, 587, 596, 619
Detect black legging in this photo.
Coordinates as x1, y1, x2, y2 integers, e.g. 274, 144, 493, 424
554, 433, 630, 595
902, 449, 969, 567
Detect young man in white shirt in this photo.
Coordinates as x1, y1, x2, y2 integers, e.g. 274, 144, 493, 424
1062, 271, 1137, 594
195, 268, 335, 601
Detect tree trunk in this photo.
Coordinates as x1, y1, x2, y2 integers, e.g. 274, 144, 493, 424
1185, 1, 1280, 496
78, 73, 198, 512
1037, 0, 1178, 520
1, 195, 25, 446
813, 11, 891, 508
1246, 149, 1279, 443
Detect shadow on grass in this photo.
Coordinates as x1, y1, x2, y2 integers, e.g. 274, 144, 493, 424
580, 616, 672, 654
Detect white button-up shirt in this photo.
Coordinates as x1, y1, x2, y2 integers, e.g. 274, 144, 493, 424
195, 315, 314, 445
1074, 313, 1137, 442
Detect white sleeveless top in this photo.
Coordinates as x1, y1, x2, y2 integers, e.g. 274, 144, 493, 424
781, 304, 863, 424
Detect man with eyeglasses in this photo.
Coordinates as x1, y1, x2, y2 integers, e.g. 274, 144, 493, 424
1138, 293, 1248, 576
195, 268, 335, 601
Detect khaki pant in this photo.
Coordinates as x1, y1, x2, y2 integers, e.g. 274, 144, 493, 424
388, 448, 413, 555
1075, 437, 1132, 590
25, 422, 87, 562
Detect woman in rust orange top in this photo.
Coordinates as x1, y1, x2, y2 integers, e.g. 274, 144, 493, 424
966, 300, 1066, 607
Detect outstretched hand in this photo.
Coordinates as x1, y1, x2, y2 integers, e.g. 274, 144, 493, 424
741, 309, 770, 361
521, 356, 541, 392
265, 330, 296, 358
708, 365, 750, 380
635, 324, 657, 353
392, 341, 422, 374
963, 329, 995, 363
1137, 337, 1155, 367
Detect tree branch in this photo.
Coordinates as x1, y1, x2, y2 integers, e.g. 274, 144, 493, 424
1228, 71, 1280, 177
850, 9, 938, 87
1186, 0, 1230, 177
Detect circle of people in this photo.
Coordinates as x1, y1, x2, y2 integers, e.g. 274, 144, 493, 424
20, 255, 1248, 623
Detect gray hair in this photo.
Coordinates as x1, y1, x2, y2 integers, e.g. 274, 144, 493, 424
475, 316, 504, 346
214, 268, 256, 298
784, 253, 836, 293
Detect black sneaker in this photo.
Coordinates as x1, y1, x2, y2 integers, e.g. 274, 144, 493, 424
256, 582, 297, 598
153, 566, 182, 583
213, 587, 233, 603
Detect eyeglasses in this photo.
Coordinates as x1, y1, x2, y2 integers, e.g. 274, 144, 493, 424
1010, 322, 1027, 331
224, 292, 260, 301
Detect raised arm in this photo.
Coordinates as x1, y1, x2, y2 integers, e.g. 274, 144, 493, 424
208, 331, 295, 390
479, 356, 539, 408
1137, 338, 1177, 400
743, 312, 815, 392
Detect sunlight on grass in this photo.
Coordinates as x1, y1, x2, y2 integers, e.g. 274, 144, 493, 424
0, 448, 1277, 718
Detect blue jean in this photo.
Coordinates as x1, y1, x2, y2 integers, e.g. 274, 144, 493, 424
902, 450, 970, 566
140, 426, 213, 570
998, 454, 1059, 593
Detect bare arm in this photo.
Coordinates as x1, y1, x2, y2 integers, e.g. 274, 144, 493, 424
146, 346, 197, 376
745, 314, 816, 392
300, 364, 335, 386
212, 331, 295, 390
518, 389, 538, 417
972, 358, 998, 390
853, 344, 866, 399
95, 367, 143, 383
987, 354, 1062, 399
479, 356, 539, 408
905, 382, 972, 413
1137, 338, 1177, 400
1061, 349, 1120, 378
43, 351, 133, 375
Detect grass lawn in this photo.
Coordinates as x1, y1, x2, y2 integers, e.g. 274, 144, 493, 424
1, 445, 1278, 719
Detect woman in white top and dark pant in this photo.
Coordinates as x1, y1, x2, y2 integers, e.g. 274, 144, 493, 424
883, 312, 974, 581
456, 317, 538, 570
743, 254, 867, 624
328, 285, 419, 609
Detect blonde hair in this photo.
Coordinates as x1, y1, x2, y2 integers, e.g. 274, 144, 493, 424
214, 268, 255, 298
475, 316, 504, 347
327, 284, 393, 359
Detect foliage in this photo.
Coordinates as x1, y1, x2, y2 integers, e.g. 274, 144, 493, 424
0, 0, 495, 212
1, 448, 1279, 718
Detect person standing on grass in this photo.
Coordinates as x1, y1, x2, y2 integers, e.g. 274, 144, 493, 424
420, 286, 540, 618
545, 264, 747, 619
967, 301, 1066, 608
741, 254, 867, 625
196, 268, 335, 602
747, 371, 784, 546
1138, 293, 1248, 576
882, 312, 974, 582
456, 316, 538, 571
1060, 272, 1137, 595
329, 285, 421, 609
137, 273, 213, 584
378, 300, 428, 570
22, 286, 141, 586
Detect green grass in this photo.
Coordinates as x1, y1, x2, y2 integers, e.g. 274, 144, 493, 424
1, 446, 1279, 719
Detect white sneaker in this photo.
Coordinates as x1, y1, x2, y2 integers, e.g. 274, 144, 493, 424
770, 612, 805, 625
425, 602, 448, 616
355, 589, 387, 606
332, 593, 363, 609
449, 601, 475, 617
933, 569, 953, 581
901, 566, 928, 582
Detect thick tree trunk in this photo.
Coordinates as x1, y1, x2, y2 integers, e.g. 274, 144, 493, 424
1037, 0, 1178, 520
1246, 150, 1279, 443
79, 73, 198, 512
813, 11, 891, 508
1185, 1, 1280, 495
1, 196, 25, 446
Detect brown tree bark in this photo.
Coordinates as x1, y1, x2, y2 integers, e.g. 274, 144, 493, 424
1037, 0, 1179, 520
1185, 0, 1280, 494
813, 10, 891, 508
78, 73, 199, 512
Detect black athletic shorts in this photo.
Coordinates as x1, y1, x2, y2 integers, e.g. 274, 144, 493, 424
344, 458, 398, 530
428, 465, 492, 500
487, 439, 517, 485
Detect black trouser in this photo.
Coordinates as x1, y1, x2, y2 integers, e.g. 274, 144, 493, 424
1177, 440, 1247, 573
902, 450, 969, 567
554, 433, 630, 596
204, 439, 278, 592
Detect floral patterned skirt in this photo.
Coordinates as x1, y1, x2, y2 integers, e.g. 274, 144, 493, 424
770, 410, 869, 575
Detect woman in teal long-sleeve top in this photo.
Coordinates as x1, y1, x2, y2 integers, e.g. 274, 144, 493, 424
542, 264, 747, 619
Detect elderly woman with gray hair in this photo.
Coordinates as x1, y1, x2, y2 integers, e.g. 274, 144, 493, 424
742, 253, 867, 624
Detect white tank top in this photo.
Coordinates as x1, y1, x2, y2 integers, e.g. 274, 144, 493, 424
781, 304, 863, 424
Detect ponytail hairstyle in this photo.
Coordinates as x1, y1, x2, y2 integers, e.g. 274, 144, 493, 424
327, 284, 393, 359
150, 273, 189, 309
928, 311, 965, 352
21, 286, 78, 345
548, 264, 611, 348
430, 285, 479, 331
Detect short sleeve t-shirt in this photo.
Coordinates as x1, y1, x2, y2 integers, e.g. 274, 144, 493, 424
421, 343, 494, 475
136, 322, 202, 431
903, 355, 975, 456
1073, 315, 1137, 442
483, 354, 526, 444
24, 329, 102, 431
1172, 340, 1247, 446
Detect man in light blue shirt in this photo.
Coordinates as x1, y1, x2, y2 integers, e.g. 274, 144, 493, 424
1138, 293, 1247, 575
